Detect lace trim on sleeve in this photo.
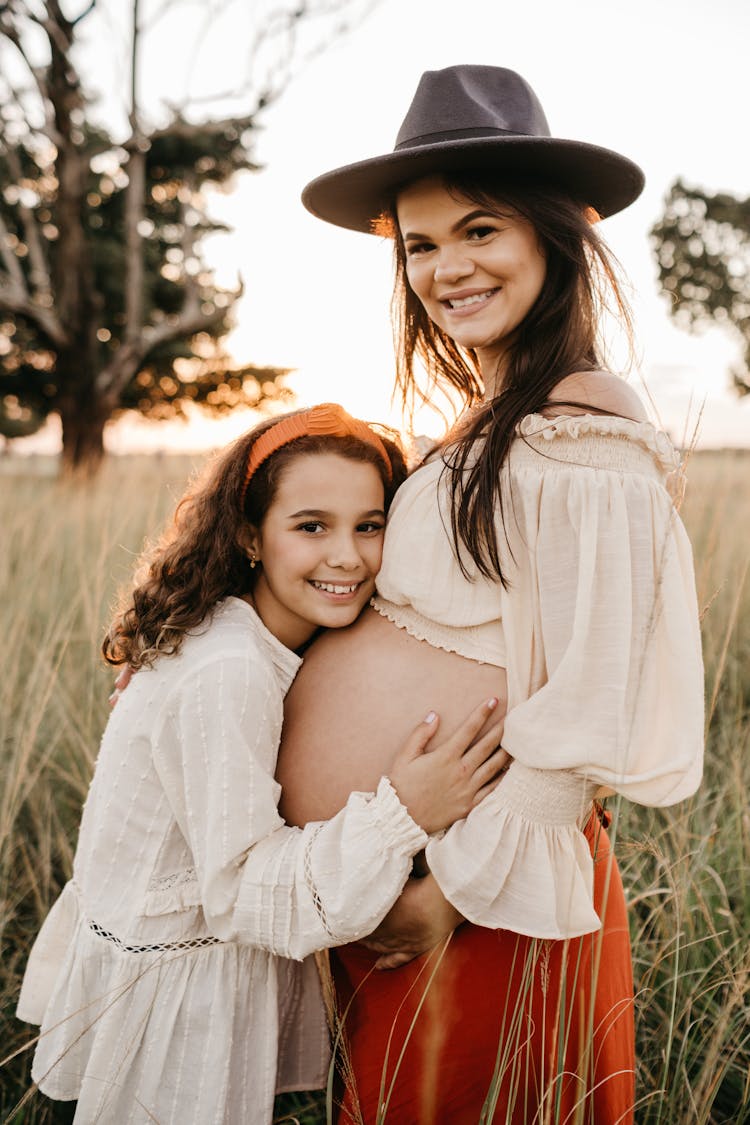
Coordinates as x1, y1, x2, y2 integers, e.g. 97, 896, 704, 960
147, 866, 198, 894
143, 866, 202, 917
303, 825, 339, 942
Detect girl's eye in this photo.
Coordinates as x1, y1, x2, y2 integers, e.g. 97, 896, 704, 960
357, 521, 385, 534
296, 521, 325, 534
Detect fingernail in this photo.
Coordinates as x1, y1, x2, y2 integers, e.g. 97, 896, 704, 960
424, 710, 437, 724
487, 697, 498, 710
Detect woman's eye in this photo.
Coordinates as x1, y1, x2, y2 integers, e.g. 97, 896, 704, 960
405, 241, 434, 257
357, 521, 385, 534
466, 225, 497, 241
296, 522, 324, 534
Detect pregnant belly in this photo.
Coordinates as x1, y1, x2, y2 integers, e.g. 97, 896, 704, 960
277, 607, 507, 826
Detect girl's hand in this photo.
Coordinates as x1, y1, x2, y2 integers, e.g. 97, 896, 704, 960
362, 873, 463, 970
388, 698, 509, 835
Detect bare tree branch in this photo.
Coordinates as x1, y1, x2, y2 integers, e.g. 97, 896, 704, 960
23, 7, 74, 59
141, 0, 196, 33
0, 141, 55, 301
0, 209, 28, 292
0, 11, 53, 112
70, 0, 96, 26
123, 0, 145, 345
173, 0, 380, 119
0, 276, 68, 345
95, 281, 242, 398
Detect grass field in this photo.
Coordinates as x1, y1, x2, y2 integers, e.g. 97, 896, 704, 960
0, 448, 748, 1124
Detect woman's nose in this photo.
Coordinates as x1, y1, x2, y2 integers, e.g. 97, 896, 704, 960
434, 248, 474, 284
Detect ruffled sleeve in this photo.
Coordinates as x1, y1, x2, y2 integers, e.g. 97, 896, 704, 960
151, 647, 427, 960
427, 414, 704, 938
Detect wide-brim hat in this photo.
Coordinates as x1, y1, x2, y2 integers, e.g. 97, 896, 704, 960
302, 65, 644, 232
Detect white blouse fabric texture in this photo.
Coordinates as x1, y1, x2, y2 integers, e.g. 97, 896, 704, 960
374, 413, 704, 939
16, 598, 428, 1125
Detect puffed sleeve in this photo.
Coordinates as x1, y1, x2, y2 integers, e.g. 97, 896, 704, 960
151, 649, 427, 960
426, 416, 704, 938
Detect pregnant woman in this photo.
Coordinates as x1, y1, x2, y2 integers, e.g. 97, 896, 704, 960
276, 66, 704, 1123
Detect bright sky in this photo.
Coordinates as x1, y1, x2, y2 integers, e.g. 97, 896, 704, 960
18, 0, 750, 452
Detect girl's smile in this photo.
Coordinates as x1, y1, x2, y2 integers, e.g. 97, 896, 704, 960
245, 452, 386, 650
309, 579, 366, 598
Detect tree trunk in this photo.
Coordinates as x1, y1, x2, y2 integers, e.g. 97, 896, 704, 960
58, 392, 109, 474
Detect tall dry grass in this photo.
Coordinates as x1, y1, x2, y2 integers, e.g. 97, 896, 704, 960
0, 449, 748, 1124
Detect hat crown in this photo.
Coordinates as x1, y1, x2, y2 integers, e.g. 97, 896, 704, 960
395, 65, 551, 150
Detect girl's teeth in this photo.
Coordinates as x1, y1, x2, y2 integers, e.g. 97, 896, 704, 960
312, 581, 359, 594
448, 289, 495, 309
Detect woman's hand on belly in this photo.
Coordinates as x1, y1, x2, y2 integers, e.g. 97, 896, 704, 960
361, 873, 464, 970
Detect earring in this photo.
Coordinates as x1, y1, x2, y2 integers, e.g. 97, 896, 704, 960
249, 554, 257, 569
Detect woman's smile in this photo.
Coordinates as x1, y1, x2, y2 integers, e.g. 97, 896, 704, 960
439, 286, 501, 315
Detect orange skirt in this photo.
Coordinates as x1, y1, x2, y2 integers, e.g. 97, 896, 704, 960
332, 811, 634, 1125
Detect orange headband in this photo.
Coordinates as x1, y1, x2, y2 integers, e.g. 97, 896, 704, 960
241, 403, 392, 506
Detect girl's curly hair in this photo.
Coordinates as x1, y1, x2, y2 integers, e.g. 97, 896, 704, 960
103, 413, 407, 670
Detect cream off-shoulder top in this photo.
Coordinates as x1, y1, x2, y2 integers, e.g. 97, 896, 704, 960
372, 413, 704, 939
16, 598, 429, 1125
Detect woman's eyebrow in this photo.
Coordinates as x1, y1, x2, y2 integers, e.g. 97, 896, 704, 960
451, 209, 502, 232
402, 210, 501, 241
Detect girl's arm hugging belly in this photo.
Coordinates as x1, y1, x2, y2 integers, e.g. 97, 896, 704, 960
277, 607, 508, 827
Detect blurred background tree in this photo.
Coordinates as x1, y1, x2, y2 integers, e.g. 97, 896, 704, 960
0, 0, 374, 471
651, 179, 750, 397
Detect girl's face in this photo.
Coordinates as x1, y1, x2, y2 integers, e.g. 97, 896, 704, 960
245, 452, 386, 650
397, 176, 547, 385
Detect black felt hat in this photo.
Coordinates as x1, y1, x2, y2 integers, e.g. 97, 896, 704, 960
302, 65, 644, 232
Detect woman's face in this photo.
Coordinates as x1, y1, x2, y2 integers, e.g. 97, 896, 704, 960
396, 176, 547, 384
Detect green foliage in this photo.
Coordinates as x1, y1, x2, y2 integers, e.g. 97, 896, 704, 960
0, 394, 44, 440
0, 124, 287, 441
651, 180, 750, 395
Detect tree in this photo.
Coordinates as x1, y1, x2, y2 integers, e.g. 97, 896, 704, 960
650, 179, 750, 396
0, 0, 374, 469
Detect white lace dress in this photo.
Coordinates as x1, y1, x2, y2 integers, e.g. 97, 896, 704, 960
17, 598, 429, 1125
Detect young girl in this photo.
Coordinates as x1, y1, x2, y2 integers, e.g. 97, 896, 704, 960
16, 402, 506, 1125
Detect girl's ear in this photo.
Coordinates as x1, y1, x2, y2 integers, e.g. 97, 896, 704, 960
236, 524, 261, 560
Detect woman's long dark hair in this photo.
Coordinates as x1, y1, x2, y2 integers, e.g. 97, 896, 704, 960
103, 414, 407, 669
378, 172, 634, 584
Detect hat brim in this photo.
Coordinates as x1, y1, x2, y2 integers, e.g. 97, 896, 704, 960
302, 135, 644, 233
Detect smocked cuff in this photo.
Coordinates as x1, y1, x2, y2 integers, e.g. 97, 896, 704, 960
426, 763, 601, 939
371, 776, 430, 854
494, 762, 599, 825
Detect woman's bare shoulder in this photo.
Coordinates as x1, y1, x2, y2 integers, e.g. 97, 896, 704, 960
544, 371, 649, 423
